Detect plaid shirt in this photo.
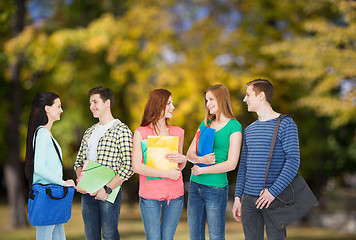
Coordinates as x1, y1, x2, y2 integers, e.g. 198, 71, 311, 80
74, 119, 133, 181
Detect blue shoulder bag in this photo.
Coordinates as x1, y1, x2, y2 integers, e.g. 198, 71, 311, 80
28, 128, 75, 226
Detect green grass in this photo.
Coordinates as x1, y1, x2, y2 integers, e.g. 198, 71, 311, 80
1, 203, 356, 240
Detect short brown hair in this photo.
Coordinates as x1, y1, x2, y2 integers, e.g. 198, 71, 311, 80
205, 84, 235, 124
89, 86, 114, 109
246, 79, 274, 104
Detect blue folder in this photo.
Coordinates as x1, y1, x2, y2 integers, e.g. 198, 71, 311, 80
196, 126, 215, 167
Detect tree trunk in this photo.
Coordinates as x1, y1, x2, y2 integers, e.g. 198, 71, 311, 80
4, 0, 27, 228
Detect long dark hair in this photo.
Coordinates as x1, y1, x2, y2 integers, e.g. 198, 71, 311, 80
140, 89, 171, 135
24, 92, 59, 186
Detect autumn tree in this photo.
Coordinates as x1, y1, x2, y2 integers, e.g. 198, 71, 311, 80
2, 0, 356, 228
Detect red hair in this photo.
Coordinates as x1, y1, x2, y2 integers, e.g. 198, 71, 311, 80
141, 89, 172, 134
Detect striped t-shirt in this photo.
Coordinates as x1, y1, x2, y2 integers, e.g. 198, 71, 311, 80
234, 115, 300, 198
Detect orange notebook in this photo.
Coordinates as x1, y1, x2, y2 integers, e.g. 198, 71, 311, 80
146, 136, 179, 171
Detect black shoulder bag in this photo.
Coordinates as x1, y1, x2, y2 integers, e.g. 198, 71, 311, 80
263, 114, 319, 230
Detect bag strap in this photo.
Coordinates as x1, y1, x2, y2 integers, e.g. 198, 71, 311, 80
34, 126, 63, 166
30, 127, 65, 197
46, 187, 68, 200
263, 114, 288, 188
33, 127, 40, 156
31, 127, 63, 190
29, 127, 41, 188
51, 137, 63, 165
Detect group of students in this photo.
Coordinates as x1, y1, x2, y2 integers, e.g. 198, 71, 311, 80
24, 78, 300, 240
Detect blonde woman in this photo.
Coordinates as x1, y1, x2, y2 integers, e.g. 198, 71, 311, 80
187, 84, 242, 240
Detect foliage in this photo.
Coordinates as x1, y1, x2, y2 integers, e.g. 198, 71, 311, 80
0, 0, 16, 171
4, 1, 246, 166
1, 0, 355, 199
258, 0, 356, 186
261, 2, 356, 127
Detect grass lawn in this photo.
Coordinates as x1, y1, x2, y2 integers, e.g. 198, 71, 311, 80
1, 202, 356, 240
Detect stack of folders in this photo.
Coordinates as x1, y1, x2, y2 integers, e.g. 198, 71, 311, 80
141, 136, 179, 181
77, 161, 121, 203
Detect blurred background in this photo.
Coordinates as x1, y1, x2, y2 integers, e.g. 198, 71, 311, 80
0, 0, 355, 239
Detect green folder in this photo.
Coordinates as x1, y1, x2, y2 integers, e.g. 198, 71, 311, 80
77, 160, 121, 203
141, 140, 163, 181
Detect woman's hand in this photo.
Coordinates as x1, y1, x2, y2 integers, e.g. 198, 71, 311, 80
199, 153, 215, 165
165, 152, 187, 163
166, 168, 181, 180
191, 165, 203, 175
64, 179, 75, 187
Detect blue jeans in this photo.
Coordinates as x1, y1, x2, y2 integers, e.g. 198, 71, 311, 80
241, 194, 286, 240
36, 224, 65, 240
187, 181, 228, 240
81, 190, 122, 240
139, 195, 184, 240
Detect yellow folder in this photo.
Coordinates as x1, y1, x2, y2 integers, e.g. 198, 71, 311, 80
146, 136, 179, 171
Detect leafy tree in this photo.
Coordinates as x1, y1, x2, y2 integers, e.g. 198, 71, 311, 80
3, 0, 28, 228
259, 0, 356, 194
2, 0, 356, 228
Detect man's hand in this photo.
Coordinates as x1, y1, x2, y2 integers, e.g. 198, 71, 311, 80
256, 188, 275, 209
75, 179, 88, 194
75, 187, 88, 194
232, 197, 242, 222
90, 188, 109, 201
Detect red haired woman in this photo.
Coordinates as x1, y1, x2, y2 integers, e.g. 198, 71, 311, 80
132, 89, 187, 240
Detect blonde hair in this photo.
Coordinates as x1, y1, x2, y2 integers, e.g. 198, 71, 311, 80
204, 84, 235, 125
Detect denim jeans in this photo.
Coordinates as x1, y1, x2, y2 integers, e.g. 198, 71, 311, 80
187, 181, 228, 240
36, 224, 65, 240
139, 195, 184, 240
241, 194, 286, 240
81, 190, 122, 240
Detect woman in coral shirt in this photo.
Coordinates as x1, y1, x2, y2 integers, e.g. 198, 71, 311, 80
132, 89, 187, 240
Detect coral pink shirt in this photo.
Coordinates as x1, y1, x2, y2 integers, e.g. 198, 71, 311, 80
137, 125, 184, 203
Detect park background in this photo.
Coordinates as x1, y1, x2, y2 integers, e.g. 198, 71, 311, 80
0, 0, 355, 239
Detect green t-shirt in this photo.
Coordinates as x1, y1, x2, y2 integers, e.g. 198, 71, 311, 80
190, 119, 242, 187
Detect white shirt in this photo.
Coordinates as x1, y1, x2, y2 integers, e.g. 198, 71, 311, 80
88, 119, 116, 161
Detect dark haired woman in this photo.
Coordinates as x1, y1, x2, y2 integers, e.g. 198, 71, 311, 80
24, 92, 75, 240
132, 89, 187, 240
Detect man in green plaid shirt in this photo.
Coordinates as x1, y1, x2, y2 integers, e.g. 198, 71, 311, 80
74, 86, 133, 240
